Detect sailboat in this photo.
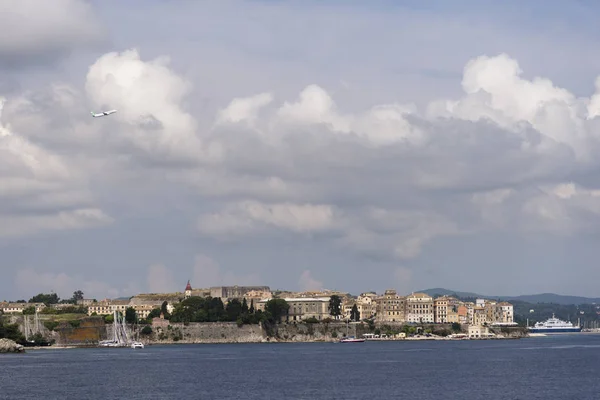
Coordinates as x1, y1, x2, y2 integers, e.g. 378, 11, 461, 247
99, 311, 132, 347
339, 321, 365, 343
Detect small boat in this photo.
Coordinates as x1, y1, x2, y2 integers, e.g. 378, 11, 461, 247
340, 336, 365, 343
131, 341, 144, 349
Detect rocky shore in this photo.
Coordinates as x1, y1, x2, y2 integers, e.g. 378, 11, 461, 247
0, 338, 25, 353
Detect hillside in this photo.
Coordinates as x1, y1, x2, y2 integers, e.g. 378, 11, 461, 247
418, 288, 600, 305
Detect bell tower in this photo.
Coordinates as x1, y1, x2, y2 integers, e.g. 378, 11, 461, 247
185, 280, 192, 299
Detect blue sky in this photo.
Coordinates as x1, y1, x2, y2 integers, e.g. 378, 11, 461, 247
2, 0, 600, 300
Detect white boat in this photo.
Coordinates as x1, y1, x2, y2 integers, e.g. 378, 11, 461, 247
527, 314, 582, 334
340, 337, 365, 343
131, 341, 144, 349
99, 311, 132, 347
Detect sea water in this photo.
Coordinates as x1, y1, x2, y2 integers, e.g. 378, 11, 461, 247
1, 334, 599, 399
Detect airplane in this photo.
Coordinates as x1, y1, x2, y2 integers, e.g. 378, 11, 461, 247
90, 109, 117, 118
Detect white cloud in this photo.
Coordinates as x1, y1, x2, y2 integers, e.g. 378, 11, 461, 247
197, 200, 337, 238
14, 269, 121, 301
0, 0, 105, 67
216, 92, 273, 125
84, 48, 214, 164
298, 270, 323, 292
0, 97, 113, 238
192, 254, 260, 288
146, 264, 178, 294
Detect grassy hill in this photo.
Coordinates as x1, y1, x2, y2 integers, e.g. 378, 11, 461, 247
418, 288, 600, 305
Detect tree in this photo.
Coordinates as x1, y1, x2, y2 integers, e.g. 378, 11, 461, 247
225, 299, 243, 322
451, 322, 462, 333
328, 295, 342, 319
249, 299, 255, 314
350, 304, 360, 322
23, 306, 36, 315
125, 307, 137, 323
72, 290, 84, 303
160, 301, 170, 319
242, 298, 249, 314
147, 308, 162, 320
264, 299, 289, 323
141, 326, 153, 335
29, 293, 60, 305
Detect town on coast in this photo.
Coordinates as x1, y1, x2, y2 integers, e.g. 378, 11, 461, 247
0, 281, 529, 349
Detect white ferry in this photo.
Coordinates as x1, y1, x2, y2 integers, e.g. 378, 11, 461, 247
527, 314, 582, 334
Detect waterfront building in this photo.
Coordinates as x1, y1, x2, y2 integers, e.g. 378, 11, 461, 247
375, 289, 406, 322
406, 292, 434, 323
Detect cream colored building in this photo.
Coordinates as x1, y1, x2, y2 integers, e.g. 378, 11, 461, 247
356, 293, 377, 320
406, 292, 434, 323
434, 296, 453, 323
468, 325, 490, 338
1, 302, 46, 314
494, 302, 515, 325
256, 297, 331, 321
375, 289, 406, 322
472, 306, 487, 326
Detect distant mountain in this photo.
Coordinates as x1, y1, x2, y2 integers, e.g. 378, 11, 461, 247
417, 288, 600, 305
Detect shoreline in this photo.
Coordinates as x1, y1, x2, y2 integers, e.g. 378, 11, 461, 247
35, 335, 527, 349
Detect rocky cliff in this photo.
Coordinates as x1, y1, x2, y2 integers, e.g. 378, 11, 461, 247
0, 338, 25, 353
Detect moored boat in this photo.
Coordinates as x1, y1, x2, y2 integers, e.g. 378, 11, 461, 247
339, 336, 365, 343
528, 314, 582, 334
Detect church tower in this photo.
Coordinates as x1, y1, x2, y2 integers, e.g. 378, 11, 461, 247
185, 280, 192, 299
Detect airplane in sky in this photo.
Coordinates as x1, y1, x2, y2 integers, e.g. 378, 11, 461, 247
90, 109, 117, 118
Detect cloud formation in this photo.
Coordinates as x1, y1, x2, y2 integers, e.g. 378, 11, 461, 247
4, 1, 600, 300
0, 0, 105, 68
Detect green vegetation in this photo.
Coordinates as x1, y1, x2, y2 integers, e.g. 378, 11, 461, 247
29, 293, 60, 305
22, 306, 36, 315
350, 304, 360, 322
141, 326, 152, 335
328, 295, 342, 319
44, 321, 59, 331
0, 317, 24, 342
264, 299, 289, 323
68, 320, 81, 328
168, 296, 276, 325
40, 306, 88, 315
125, 307, 137, 323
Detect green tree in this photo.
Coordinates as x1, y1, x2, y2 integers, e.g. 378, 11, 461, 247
147, 308, 162, 320
226, 299, 243, 321
350, 304, 360, 322
23, 306, 36, 315
249, 299, 255, 314
451, 322, 462, 333
160, 301, 170, 319
242, 298, 249, 314
141, 326, 153, 335
328, 295, 342, 319
29, 293, 60, 305
265, 299, 289, 323
0, 318, 25, 342
72, 290, 84, 303
125, 307, 137, 323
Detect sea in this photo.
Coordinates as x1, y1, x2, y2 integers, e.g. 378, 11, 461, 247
1, 334, 600, 400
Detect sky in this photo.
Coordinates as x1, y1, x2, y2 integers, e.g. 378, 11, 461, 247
2, 0, 600, 301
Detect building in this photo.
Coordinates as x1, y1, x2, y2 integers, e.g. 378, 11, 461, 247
356, 293, 377, 320
210, 286, 271, 302
1, 302, 46, 314
406, 292, 434, 324
434, 296, 454, 323
375, 289, 406, 322
256, 297, 330, 321
468, 325, 490, 338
